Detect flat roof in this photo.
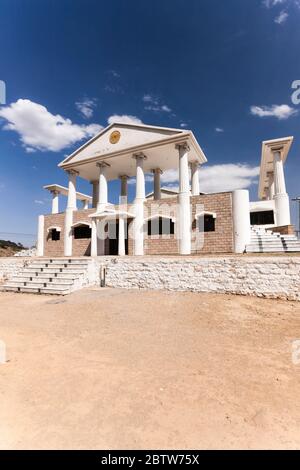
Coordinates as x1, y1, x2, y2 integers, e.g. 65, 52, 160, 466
43, 184, 92, 202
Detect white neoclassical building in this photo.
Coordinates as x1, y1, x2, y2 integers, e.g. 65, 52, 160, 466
36, 123, 297, 257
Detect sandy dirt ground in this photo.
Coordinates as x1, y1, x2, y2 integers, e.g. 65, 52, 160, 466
0, 288, 300, 450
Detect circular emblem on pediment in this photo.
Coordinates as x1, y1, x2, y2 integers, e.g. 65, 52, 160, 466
109, 130, 121, 144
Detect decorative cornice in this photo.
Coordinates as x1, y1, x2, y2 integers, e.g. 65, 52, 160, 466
151, 168, 163, 174
175, 142, 190, 152
66, 169, 79, 176
96, 161, 111, 168
132, 152, 147, 161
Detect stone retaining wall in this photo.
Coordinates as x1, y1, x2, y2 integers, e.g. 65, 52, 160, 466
0, 258, 30, 283
102, 256, 300, 301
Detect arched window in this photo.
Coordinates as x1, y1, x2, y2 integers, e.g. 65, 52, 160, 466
147, 216, 175, 236
47, 226, 61, 241
72, 223, 92, 239
195, 212, 216, 233
51, 229, 60, 241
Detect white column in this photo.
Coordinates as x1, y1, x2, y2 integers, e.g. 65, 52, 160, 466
191, 162, 200, 196
66, 170, 77, 210
91, 180, 99, 208
176, 143, 191, 255
97, 162, 109, 212
91, 218, 97, 257
273, 149, 291, 226
37, 215, 44, 257
152, 168, 162, 200
267, 172, 275, 200
133, 153, 146, 256
118, 216, 126, 256
120, 175, 128, 199
232, 190, 251, 253
83, 199, 89, 210
64, 170, 78, 256
118, 175, 128, 256
51, 191, 59, 214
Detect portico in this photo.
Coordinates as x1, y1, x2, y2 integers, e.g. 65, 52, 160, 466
52, 122, 207, 257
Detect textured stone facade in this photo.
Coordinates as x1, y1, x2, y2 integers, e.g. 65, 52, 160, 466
0, 258, 30, 283
42, 191, 234, 256
1, 255, 300, 301
103, 256, 300, 301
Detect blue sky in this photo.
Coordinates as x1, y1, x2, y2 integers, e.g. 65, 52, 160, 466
0, 0, 300, 245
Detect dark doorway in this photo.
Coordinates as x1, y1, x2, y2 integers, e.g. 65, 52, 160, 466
250, 211, 275, 226
105, 220, 128, 255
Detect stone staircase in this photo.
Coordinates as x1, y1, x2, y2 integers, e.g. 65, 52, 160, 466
2, 258, 90, 295
246, 227, 300, 253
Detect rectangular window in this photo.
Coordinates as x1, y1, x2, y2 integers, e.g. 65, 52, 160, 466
74, 225, 91, 239
51, 229, 60, 241
250, 211, 274, 226
147, 217, 175, 236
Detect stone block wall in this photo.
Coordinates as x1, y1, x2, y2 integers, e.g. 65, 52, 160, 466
0, 258, 30, 284
102, 256, 300, 301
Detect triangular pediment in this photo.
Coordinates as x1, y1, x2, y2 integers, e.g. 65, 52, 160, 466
59, 122, 185, 167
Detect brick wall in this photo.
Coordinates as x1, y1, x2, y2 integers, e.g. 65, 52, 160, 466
43, 192, 234, 257
191, 193, 234, 254
268, 225, 296, 236
142, 193, 234, 255
44, 212, 65, 257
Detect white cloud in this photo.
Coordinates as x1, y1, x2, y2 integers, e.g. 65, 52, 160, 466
0, 99, 102, 152
215, 127, 224, 132
158, 164, 259, 193
107, 114, 143, 125
143, 94, 157, 103
109, 70, 120, 78
75, 97, 97, 119
250, 104, 297, 119
142, 94, 172, 113
34, 200, 44, 205
263, 0, 286, 8
274, 10, 289, 23
180, 122, 188, 128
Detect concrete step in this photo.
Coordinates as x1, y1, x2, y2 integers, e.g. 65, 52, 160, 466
3, 285, 71, 295
7, 278, 75, 286
247, 246, 300, 252
6, 280, 74, 289
30, 262, 89, 269
3, 258, 90, 295
11, 274, 81, 282
29, 263, 88, 270
249, 241, 300, 247
23, 268, 86, 275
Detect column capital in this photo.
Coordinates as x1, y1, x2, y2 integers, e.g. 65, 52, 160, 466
132, 152, 147, 161
151, 168, 163, 175
66, 169, 79, 176
119, 174, 129, 180
50, 189, 59, 196
96, 161, 110, 168
189, 161, 199, 169
271, 146, 284, 158
175, 142, 190, 152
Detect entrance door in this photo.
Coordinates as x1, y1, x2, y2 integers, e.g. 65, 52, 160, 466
105, 221, 128, 255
